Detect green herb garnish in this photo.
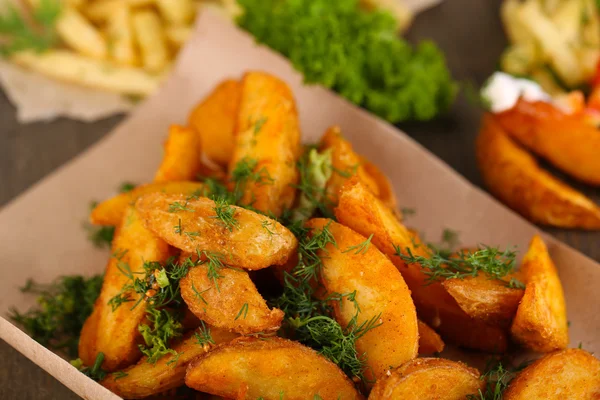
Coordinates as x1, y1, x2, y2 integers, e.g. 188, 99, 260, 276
212, 197, 239, 231
138, 308, 182, 364
194, 321, 215, 347
467, 360, 521, 400
291, 147, 333, 222
70, 352, 107, 381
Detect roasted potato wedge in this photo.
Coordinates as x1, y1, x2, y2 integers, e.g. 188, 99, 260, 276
511, 235, 568, 352
227, 71, 301, 217
504, 349, 600, 399
154, 125, 202, 183
442, 274, 524, 327
90, 181, 204, 226
180, 254, 284, 334
79, 206, 171, 371
496, 99, 600, 185
320, 126, 380, 204
188, 79, 241, 166
418, 320, 445, 355
100, 327, 238, 399
335, 178, 508, 353
135, 193, 297, 270
477, 114, 600, 229
306, 218, 418, 381
369, 358, 483, 400
359, 155, 397, 210
185, 337, 363, 400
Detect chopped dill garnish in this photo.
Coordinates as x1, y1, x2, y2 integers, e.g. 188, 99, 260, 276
168, 201, 195, 213
174, 218, 183, 235
253, 116, 267, 135
343, 234, 373, 255
212, 197, 239, 231
293, 222, 336, 282
197, 250, 226, 291
111, 371, 128, 381
118, 182, 136, 193
191, 281, 209, 305
194, 321, 215, 347
467, 360, 520, 400
235, 303, 249, 320
71, 352, 107, 381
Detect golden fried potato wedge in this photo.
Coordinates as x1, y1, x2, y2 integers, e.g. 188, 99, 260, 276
306, 218, 418, 381
477, 114, 600, 229
504, 349, 600, 399
79, 206, 170, 371
497, 99, 600, 185
511, 235, 568, 352
185, 337, 362, 400
188, 79, 241, 166
154, 125, 202, 183
180, 254, 283, 334
135, 193, 297, 270
90, 181, 204, 226
360, 155, 397, 210
228, 72, 301, 217
335, 178, 508, 353
100, 327, 238, 399
369, 358, 483, 400
442, 274, 524, 327
320, 126, 380, 204
418, 320, 445, 355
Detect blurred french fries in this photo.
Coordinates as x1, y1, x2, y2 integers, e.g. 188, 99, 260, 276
132, 10, 169, 73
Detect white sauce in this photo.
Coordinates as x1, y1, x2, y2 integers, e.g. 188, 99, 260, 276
481, 71, 551, 113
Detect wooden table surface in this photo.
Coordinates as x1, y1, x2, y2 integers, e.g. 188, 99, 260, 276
1, 1, 599, 399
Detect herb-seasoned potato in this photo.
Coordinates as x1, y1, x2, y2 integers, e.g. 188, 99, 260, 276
306, 218, 418, 381
511, 235, 568, 352
185, 337, 363, 400
153, 125, 202, 183
369, 358, 483, 400
335, 178, 508, 353
496, 99, 600, 186
359, 155, 397, 210
90, 181, 204, 226
477, 114, 600, 229
79, 206, 171, 371
442, 274, 524, 327
188, 79, 241, 166
418, 320, 445, 355
320, 126, 380, 204
227, 71, 301, 217
135, 193, 297, 270
100, 327, 238, 399
180, 254, 284, 334
504, 349, 600, 399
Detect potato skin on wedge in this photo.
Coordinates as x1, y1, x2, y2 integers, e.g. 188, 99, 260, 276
335, 178, 508, 353
135, 193, 297, 270
153, 125, 202, 183
188, 79, 241, 166
504, 349, 600, 399
497, 99, 600, 186
418, 320, 445, 355
90, 181, 204, 226
180, 254, 283, 334
369, 358, 483, 400
511, 235, 568, 352
79, 206, 171, 371
100, 327, 238, 399
228, 71, 301, 217
307, 218, 418, 381
185, 337, 363, 400
477, 114, 600, 229
442, 274, 524, 327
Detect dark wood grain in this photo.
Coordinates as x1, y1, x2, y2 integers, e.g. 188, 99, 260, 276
1, 0, 598, 398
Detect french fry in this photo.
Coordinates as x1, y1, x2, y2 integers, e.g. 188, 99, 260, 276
477, 114, 600, 229
154, 125, 202, 183
418, 320, 445, 355
11, 50, 160, 96
135, 193, 298, 270
369, 358, 483, 400
132, 10, 169, 73
56, 7, 107, 59
511, 235, 569, 352
165, 25, 194, 49
188, 80, 241, 166
100, 327, 238, 399
185, 337, 363, 400
84, 0, 155, 22
307, 218, 419, 382
155, 0, 195, 25
551, 0, 583, 44
500, 0, 534, 44
504, 349, 600, 399
90, 181, 205, 226
180, 253, 284, 335
79, 206, 171, 371
106, 4, 137, 66
228, 72, 301, 217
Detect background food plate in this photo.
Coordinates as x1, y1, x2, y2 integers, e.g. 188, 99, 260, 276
0, 8, 598, 400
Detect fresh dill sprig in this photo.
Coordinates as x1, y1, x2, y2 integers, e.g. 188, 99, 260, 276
196, 250, 226, 291
168, 201, 194, 213
194, 321, 215, 347
212, 197, 239, 231
70, 352, 107, 381
343, 234, 373, 255
235, 303, 249, 320
10, 275, 103, 358
293, 222, 336, 282
111, 371, 128, 381
467, 360, 519, 400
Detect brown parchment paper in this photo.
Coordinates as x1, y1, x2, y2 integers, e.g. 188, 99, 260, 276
1, 9, 599, 400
